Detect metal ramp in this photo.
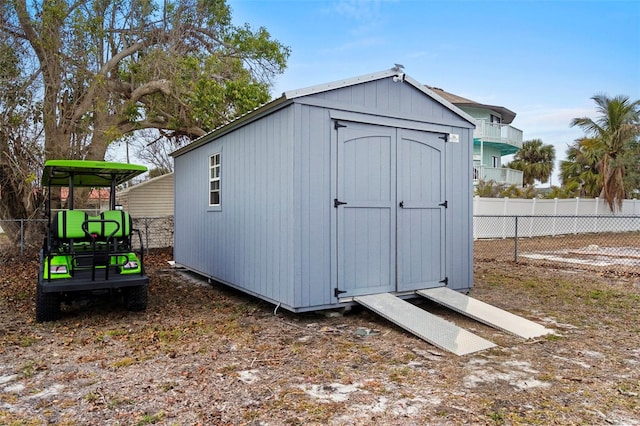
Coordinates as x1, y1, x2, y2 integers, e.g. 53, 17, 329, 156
417, 287, 553, 339
354, 293, 496, 356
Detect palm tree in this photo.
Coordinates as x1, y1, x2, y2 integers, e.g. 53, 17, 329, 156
543, 182, 580, 199
474, 180, 504, 197
474, 180, 538, 198
507, 139, 555, 186
571, 94, 640, 211
619, 138, 640, 198
560, 137, 602, 197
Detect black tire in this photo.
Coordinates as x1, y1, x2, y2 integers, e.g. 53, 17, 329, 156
124, 284, 148, 312
35, 285, 61, 322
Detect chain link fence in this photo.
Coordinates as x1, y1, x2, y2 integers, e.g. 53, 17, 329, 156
474, 215, 640, 276
131, 216, 174, 252
0, 219, 47, 256
4, 214, 640, 277
0, 216, 174, 257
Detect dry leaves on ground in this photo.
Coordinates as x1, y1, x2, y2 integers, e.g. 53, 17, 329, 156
0, 248, 639, 425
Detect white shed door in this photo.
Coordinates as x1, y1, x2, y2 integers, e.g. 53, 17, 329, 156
336, 122, 397, 297
334, 122, 446, 298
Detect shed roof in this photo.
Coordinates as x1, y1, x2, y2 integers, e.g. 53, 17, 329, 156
172, 67, 476, 158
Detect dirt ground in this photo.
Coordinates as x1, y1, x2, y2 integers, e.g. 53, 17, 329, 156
1, 248, 639, 425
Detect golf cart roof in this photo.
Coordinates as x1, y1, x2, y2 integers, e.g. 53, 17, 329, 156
42, 160, 147, 187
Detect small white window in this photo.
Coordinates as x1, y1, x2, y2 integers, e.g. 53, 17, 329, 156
209, 153, 221, 206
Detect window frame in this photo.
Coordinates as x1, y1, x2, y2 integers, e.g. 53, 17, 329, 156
208, 152, 221, 209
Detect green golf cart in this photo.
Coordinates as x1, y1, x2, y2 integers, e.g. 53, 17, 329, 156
36, 160, 149, 322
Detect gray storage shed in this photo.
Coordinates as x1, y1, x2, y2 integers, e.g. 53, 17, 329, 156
172, 67, 477, 313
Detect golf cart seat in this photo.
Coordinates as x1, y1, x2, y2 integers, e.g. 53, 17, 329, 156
54, 210, 90, 240
99, 210, 133, 239
53, 210, 132, 239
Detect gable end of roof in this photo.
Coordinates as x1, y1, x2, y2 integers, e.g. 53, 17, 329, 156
172, 67, 477, 158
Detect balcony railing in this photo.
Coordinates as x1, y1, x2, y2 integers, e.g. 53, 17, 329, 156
474, 166, 523, 187
474, 120, 523, 149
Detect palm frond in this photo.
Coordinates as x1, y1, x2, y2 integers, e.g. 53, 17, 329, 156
570, 94, 640, 212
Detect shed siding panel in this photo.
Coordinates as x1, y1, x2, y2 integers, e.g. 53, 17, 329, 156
293, 104, 333, 308
174, 148, 205, 273
174, 107, 295, 306
445, 126, 474, 291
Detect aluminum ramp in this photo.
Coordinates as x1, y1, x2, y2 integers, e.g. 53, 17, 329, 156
354, 293, 496, 356
417, 287, 553, 339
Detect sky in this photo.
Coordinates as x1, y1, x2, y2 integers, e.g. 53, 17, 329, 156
228, 0, 640, 187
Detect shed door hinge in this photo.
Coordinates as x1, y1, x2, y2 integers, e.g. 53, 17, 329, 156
439, 134, 449, 142
334, 121, 347, 130
334, 198, 347, 208
334, 288, 347, 297
439, 200, 448, 208
439, 277, 449, 286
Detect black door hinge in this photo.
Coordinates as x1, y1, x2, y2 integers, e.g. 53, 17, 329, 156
334, 121, 347, 130
439, 277, 449, 286
334, 198, 347, 208
439, 200, 448, 208
439, 134, 449, 142
334, 288, 347, 297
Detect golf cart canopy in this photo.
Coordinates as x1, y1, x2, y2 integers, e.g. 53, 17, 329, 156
42, 160, 147, 187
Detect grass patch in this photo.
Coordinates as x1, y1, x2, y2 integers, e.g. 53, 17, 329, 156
110, 357, 136, 368
487, 409, 505, 424
19, 360, 41, 379
136, 412, 164, 425
84, 392, 100, 404
260, 390, 343, 423
388, 366, 411, 384
19, 335, 39, 348
156, 328, 183, 343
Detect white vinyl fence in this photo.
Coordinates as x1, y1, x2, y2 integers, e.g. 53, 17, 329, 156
473, 197, 640, 239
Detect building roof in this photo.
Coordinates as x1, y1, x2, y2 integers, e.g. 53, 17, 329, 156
118, 172, 174, 195
60, 188, 110, 202
171, 67, 476, 158
426, 86, 517, 125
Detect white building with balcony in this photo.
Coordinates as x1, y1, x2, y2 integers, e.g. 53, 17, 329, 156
427, 87, 524, 187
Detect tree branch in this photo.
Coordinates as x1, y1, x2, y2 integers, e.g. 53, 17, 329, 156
71, 39, 147, 123
130, 79, 171, 102
118, 120, 205, 139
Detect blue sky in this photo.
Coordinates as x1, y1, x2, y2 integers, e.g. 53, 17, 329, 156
229, 0, 640, 186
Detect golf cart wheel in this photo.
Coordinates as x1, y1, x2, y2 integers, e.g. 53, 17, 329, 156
124, 284, 148, 312
35, 285, 61, 322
